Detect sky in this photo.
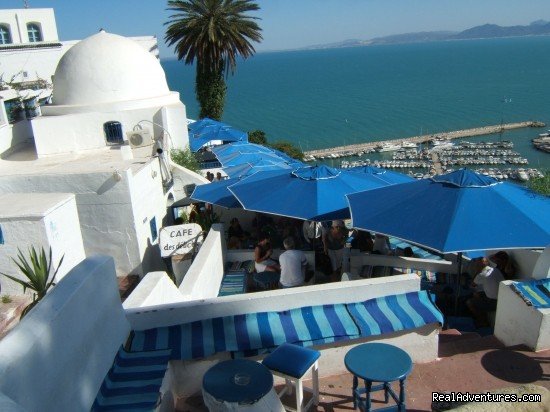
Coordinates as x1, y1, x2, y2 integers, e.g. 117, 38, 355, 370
4, 0, 550, 56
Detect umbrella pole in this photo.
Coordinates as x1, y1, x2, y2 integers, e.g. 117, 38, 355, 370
454, 252, 463, 315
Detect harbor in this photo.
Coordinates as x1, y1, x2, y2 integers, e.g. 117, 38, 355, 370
303, 121, 545, 159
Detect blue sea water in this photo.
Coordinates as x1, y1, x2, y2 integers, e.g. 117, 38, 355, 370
161, 36, 550, 168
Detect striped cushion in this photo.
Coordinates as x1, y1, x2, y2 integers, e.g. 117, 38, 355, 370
218, 272, 247, 296
511, 279, 550, 308
347, 291, 443, 336
389, 237, 441, 260
131, 304, 359, 359
92, 348, 171, 412
130, 291, 442, 361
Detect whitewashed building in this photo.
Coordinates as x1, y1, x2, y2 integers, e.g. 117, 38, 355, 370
0, 13, 205, 293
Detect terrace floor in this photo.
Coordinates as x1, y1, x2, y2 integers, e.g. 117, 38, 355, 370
176, 330, 550, 411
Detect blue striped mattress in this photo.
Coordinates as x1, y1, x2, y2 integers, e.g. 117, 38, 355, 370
130, 291, 443, 360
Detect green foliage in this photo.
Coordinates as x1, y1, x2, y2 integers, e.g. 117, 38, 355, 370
527, 171, 550, 196
196, 62, 226, 120
0, 247, 64, 319
247, 130, 304, 160
248, 130, 267, 145
165, 0, 262, 119
171, 148, 201, 173
1, 295, 12, 304
269, 141, 304, 160
195, 211, 221, 236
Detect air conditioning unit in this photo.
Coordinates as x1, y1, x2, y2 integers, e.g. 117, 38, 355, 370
126, 129, 153, 148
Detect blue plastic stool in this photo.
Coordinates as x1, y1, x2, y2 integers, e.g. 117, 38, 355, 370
262, 343, 321, 412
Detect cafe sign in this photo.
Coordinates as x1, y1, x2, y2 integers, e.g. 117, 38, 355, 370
159, 223, 202, 258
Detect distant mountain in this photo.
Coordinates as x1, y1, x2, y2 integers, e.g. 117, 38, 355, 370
301, 39, 370, 50
369, 31, 456, 45
299, 20, 550, 50
453, 21, 550, 39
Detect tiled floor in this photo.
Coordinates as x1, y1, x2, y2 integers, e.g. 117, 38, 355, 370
176, 332, 550, 411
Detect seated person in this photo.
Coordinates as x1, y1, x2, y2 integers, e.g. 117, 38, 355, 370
466, 257, 504, 327
254, 234, 279, 272
489, 250, 516, 280
227, 217, 249, 247
279, 236, 308, 288
323, 220, 347, 280
372, 233, 391, 255
351, 229, 374, 252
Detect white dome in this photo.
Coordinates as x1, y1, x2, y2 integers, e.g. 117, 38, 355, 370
52, 31, 170, 106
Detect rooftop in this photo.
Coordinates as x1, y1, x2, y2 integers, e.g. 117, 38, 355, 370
0, 143, 158, 176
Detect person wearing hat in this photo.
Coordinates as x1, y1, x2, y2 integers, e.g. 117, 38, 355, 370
323, 220, 347, 280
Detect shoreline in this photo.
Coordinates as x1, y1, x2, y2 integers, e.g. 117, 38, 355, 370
304, 121, 545, 157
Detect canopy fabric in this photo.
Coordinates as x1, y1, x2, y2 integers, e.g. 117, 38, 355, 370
219, 151, 294, 167
347, 165, 414, 185
191, 178, 242, 208
228, 165, 406, 221
212, 142, 273, 158
188, 118, 248, 152
223, 160, 293, 179
347, 168, 550, 253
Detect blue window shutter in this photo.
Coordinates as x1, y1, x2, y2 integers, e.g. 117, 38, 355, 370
150, 217, 157, 242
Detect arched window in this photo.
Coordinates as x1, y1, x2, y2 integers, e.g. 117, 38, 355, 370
0, 24, 12, 45
27, 23, 42, 43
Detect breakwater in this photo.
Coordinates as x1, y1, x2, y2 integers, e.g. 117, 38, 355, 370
303, 121, 545, 158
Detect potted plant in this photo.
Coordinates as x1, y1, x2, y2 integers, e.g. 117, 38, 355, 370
0, 247, 64, 319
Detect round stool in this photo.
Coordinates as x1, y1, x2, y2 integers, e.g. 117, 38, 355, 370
344, 343, 412, 412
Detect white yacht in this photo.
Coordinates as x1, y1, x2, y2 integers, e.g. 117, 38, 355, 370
401, 141, 417, 149
377, 143, 402, 152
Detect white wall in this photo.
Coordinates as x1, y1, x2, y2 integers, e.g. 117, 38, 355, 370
0, 171, 141, 275
0, 9, 59, 44
494, 280, 550, 351
178, 224, 225, 300
528, 246, 550, 279
162, 104, 189, 150
0, 194, 85, 296
126, 273, 420, 331
350, 252, 458, 275
0, 255, 131, 412
128, 160, 167, 274
0, 116, 33, 157
32, 104, 180, 157
123, 271, 184, 309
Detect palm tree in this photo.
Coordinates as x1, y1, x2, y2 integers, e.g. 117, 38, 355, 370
165, 0, 262, 120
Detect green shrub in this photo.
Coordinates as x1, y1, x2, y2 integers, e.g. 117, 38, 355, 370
0, 247, 63, 319
171, 148, 201, 173
527, 171, 550, 196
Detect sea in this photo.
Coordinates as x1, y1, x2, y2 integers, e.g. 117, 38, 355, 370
161, 36, 550, 170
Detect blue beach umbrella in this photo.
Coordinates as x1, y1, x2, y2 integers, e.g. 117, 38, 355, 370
228, 165, 403, 221
191, 178, 242, 208
212, 143, 273, 159
191, 160, 291, 208
188, 118, 248, 152
347, 165, 414, 185
346, 168, 550, 253
219, 151, 294, 167
223, 159, 293, 179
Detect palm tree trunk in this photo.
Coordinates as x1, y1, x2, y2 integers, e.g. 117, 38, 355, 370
196, 61, 226, 120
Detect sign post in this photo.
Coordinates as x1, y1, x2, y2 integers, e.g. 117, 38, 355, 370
159, 223, 203, 258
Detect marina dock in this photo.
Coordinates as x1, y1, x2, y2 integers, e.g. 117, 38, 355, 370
304, 121, 545, 158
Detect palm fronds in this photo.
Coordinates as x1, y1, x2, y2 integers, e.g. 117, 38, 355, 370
0, 246, 64, 319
